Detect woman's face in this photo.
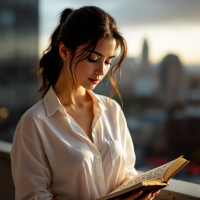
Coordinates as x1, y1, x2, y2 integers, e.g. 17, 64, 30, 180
73, 38, 116, 90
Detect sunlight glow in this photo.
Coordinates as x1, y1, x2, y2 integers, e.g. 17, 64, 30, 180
0, 108, 9, 119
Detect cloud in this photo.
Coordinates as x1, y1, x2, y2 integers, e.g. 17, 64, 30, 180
110, 0, 200, 27
39, 0, 200, 65
40, 0, 200, 30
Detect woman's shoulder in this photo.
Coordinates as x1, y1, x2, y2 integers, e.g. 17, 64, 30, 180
22, 99, 46, 119
95, 93, 121, 110
17, 99, 46, 129
13, 99, 46, 141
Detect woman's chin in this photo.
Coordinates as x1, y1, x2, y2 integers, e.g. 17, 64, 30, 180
83, 84, 97, 91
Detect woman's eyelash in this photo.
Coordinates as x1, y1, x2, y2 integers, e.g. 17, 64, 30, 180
87, 57, 112, 65
87, 57, 97, 62
105, 61, 112, 66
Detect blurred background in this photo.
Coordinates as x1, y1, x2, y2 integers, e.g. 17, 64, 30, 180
0, 0, 200, 185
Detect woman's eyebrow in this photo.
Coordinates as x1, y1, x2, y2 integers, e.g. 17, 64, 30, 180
88, 50, 115, 58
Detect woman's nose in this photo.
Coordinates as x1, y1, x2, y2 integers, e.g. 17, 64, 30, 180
95, 63, 107, 76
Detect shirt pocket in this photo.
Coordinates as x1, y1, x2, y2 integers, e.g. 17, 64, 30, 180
106, 140, 126, 176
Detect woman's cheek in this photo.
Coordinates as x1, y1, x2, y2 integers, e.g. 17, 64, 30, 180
103, 65, 110, 76
76, 61, 93, 76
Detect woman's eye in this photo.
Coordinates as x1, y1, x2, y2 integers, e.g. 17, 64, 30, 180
87, 57, 97, 62
105, 61, 112, 66
87, 57, 112, 66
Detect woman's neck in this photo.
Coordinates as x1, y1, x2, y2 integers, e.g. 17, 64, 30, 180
53, 68, 91, 107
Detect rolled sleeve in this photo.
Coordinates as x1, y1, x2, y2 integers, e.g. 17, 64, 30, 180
10, 114, 53, 200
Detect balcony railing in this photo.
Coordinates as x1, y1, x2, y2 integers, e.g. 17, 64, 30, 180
0, 140, 200, 200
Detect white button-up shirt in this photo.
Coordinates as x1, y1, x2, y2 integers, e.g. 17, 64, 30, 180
10, 86, 137, 200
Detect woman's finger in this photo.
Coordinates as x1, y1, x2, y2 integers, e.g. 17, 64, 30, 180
151, 189, 160, 197
148, 190, 161, 200
114, 189, 160, 200
154, 190, 161, 195
138, 193, 151, 200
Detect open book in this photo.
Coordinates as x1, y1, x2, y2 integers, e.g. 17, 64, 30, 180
97, 156, 189, 200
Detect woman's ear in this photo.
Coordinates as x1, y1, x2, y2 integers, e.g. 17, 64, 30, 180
59, 42, 68, 60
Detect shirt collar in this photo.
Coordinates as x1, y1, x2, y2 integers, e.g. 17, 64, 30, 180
87, 90, 107, 111
43, 86, 62, 117
43, 86, 107, 117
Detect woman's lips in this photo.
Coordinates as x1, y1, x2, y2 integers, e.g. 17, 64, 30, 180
88, 78, 99, 84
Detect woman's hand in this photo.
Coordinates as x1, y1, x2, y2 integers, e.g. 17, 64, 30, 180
114, 190, 160, 200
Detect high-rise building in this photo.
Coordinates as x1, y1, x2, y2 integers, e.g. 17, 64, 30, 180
159, 54, 187, 108
141, 39, 150, 70
132, 39, 158, 97
0, 0, 39, 142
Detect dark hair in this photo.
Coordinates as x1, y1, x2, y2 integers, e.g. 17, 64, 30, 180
37, 6, 127, 103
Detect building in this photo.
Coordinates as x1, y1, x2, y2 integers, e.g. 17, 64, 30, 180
132, 39, 158, 97
0, 0, 39, 142
159, 54, 187, 108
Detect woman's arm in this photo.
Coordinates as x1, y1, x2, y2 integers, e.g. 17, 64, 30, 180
10, 114, 53, 200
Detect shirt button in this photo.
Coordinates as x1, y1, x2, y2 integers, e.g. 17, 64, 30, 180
98, 176, 103, 181
96, 155, 100, 159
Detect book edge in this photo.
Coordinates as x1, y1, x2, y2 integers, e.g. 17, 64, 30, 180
97, 181, 168, 200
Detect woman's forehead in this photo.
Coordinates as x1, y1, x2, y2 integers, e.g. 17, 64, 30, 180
92, 38, 117, 57
75, 38, 116, 58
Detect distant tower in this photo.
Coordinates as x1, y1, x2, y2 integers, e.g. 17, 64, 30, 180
132, 39, 158, 97
141, 39, 149, 69
159, 54, 186, 108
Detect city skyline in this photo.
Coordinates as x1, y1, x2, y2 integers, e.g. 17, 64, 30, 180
39, 0, 200, 65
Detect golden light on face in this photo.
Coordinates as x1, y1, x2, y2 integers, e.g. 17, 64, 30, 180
74, 38, 117, 90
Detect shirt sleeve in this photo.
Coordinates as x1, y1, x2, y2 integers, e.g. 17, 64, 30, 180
10, 113, 53, 200
118, 105, 138, 181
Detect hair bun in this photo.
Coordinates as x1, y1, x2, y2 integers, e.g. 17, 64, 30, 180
60, 8, 74, 24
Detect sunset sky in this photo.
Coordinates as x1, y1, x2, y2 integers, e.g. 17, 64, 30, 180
39, 0, 200, 65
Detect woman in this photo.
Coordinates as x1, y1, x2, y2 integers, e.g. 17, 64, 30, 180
10, 6, 160, 200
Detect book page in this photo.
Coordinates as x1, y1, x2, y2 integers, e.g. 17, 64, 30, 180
110, 159, 176, 194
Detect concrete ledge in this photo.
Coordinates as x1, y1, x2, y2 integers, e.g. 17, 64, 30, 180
0, 140, 12, 153
0, 140, 12, 161
0, 140, 15, 200
137, 171, 200, 200
155, 179, 200, 200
